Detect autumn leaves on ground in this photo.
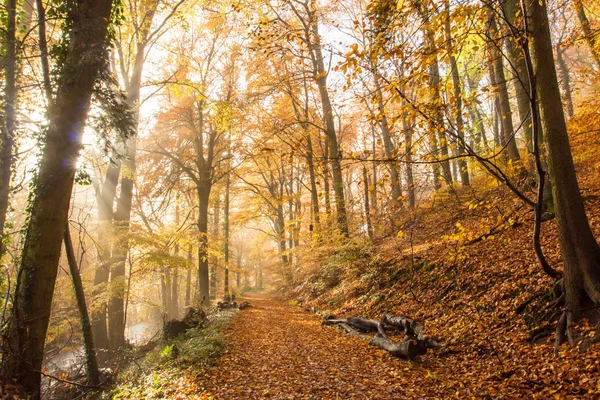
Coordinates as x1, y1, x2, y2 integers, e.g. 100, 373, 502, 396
154, 133, 600, 399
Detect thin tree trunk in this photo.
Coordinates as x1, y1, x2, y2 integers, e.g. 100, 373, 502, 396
416, 2, 452, 186
236, 248, 242, 289
402, 111, 416, 208
92, 159, 120, 351
64, 225, 100, 386
185, 244, 193, 307
223, 171, 230, 299
373, 74, 402, 206
0, 1, 114, 396
308, 11, 348, 235
501, 0, 534, 152
211, 195, 219, 296
488, 11, 521, 161
363, 166, 374, 241
0, 0, 16, 259
556, 46, 575, 118
322, 138, 332, 216
306, 134, 320, 231
370, 125, 378, 216
444, 0, 470, 186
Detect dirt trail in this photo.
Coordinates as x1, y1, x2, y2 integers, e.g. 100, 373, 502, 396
200, 293, 445, 399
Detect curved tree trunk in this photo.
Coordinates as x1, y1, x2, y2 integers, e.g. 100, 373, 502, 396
64, 225, 100, 386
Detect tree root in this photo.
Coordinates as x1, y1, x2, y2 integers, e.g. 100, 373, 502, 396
554, 310, 574, 355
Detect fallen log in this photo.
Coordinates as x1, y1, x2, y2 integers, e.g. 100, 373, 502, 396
323, 313, 442, 360
323, 317, 380, 332
164, 308, 206, 340
382, 313, 424, 340
238, 301, 250, 310
369, 320, 427, 359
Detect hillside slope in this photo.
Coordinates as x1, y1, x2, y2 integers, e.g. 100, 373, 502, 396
290, 123, 600, 397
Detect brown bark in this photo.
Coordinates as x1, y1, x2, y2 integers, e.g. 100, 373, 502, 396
444, 0, 470, 186
416, 1, 452, 187
402, 112, 416, 208
303, 4, 348, 234
223, 168, 231, 298
500, 0, 534, 152
363, 166, 374, 241
373, 74, 402, 207
528, 0, 600, 317
0, 1, 114, 396
0, 0, 16, 259
488, 11, 521, 161
64, 225, 100, 386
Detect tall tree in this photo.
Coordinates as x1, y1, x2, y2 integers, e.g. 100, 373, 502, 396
0, 0, 115, 395
526, 0, 600, 341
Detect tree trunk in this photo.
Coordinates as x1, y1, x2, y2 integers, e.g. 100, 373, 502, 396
488, 11, 521, 161
528, 0, 600, 313
402, 112, 416, 208
556, 46, 574, 118
107, 0, 160, 349
306, 134, 320, 231
501, 0, 534, 152
465, 73, 489, 150
363, 166, 374, 241
416, 3, 451, 187
211, 194, 219, 296
0, 0, 16, 259
109, 138, 136, 350
185, 244, 193, 307
236, 248, 242, 289
572, 0, 600, 68
321, 137, 332, 216
197, 185, 211, 304
370, 125, 378, 216
223, 171, 230, 299
64, 225, 100, 386
373, 74, 402, 207
0, 1, 114, 396
258, 262, 263, 290
92, 159, 120, 351
444, 0, 470, 186
309, 14, 348, 235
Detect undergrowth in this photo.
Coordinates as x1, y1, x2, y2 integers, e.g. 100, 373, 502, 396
104, 310, 235, 399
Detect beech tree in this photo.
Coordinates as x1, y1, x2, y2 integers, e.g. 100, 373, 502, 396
0, 0, 115, 396
526, 0, 600, 342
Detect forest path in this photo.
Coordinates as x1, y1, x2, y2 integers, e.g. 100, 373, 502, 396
200, 293, 443, 399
